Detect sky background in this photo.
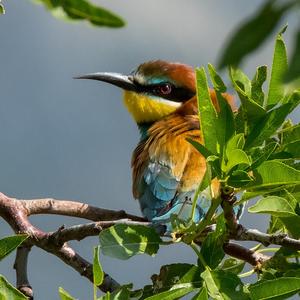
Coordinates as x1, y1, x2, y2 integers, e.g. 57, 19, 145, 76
0, 1, 299, 299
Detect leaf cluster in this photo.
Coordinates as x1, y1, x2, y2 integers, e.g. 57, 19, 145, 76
32, 0, 125, 28
218, 0, 300, 85
0, 0, 4, 15
0, 235, 28, 299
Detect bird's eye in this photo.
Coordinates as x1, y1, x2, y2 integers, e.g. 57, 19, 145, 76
158, 83, 172, 95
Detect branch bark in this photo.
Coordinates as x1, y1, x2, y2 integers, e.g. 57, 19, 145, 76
21, 197, 145, 222
1, 191, 300, 298
223, 242, 269, 267
235, 225, 300, 250
14, 246, 33, 300
49, 219, 151, 244
0, 192, 124, 297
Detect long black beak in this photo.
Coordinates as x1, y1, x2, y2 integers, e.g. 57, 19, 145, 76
74, 72, 137, 92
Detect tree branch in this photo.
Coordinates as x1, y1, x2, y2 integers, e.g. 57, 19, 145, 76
223, 242, 269, 267
0, 192, 123, 297
2, 191, 300, 298
49, 219, 151, 244
235, 225, 300, 250
220, 186, 239, 234
21, 197, 145, 222
39, 242, 119, 293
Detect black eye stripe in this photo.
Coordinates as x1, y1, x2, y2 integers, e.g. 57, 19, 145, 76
134, 82, 195, 102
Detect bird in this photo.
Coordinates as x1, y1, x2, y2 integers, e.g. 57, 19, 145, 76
76, 60, 241, 232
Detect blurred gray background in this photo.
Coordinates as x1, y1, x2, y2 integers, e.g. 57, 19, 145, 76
0, 1, 299, 299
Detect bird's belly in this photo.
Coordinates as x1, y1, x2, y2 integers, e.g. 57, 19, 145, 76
138, 187, 244, 233
139, 187, 212, 223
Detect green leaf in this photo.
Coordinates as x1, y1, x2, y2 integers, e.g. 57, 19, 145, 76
226, 134, 245, 153
196, 66, 235, 158
35, 0, 125, 27
0, 275, 28, 300
97, 292, 110, 300
144, 287, 194, 300
59, 287, 76, 300
241, 183, 300, 204
282, 123, 300, 144
220, 258, 245, 275
151, 264, 202, 292
254, 191, 300, 239
187, 139, 214, 159
196, 67, 218, 154
278, 216, 300, 239
200, 216, 226, 269
227, 170, 254, 188
248, 160, 300, 190
222, 149, 251, 174
93, 246, 104, 286
141, 264, 203, 299
248, 196, 298, 217
278, 140, 300, 159
230, 68, 266, 130
248, 188, 300, 238
0, 4, 4, 14
201, 269, 249, 300
249, 142, 278, 170
245, 91, 300, 148
230, 68, 252, 96
216, 93, 236, 157
0, 235, 28, 261
268, 215, 285, 235
192, 287, 208, 300
251, 65, 267, 106
109, 287, 130, 300
284, 269, 300, 279
187, 139, 221, 178
218, 1, 293, 68
266, 27, 288, 109
263, 191, 300, 238
207, 64, 236, 156
275, 122, 300, 159
285, 29, 300, 83
208, 63, 227, 93
99, 224, 161, 260
249, 277, 300, 300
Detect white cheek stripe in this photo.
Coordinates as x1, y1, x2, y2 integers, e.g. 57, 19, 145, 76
148, 96, 182, 108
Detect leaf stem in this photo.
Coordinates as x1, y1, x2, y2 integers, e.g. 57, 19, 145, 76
192, 197, 221, 240
93, 282, 97, 300
190, 242, 208, 269
255, 247, 279, 253
191, 174, 207, 223
238, 269, 255, 278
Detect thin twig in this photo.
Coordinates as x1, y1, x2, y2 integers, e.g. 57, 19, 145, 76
14, 246, 33, 300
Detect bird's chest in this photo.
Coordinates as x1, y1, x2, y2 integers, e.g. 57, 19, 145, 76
131, 125, 204, 195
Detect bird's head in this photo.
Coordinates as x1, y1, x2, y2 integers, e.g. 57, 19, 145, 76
76, 60, 196, 124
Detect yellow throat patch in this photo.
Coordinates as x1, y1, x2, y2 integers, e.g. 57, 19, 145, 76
123, 91, 181, 123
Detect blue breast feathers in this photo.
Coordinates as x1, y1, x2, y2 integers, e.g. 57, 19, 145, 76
137, 159, 244, 233
137, 160, 212, 228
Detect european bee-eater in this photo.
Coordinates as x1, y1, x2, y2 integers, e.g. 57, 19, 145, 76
77, 60, 241, 231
